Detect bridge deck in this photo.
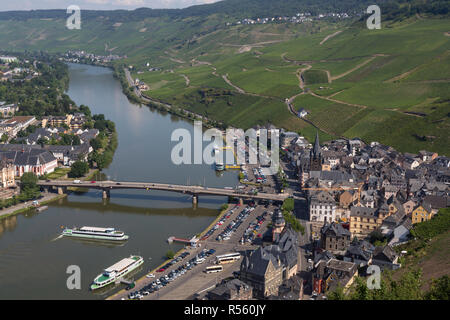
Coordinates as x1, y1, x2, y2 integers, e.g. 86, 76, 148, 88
37, 180, 289, 201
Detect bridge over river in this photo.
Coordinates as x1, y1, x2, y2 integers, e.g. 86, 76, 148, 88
37, 180, 289, 204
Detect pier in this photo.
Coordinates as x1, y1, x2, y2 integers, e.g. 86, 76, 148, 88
167, 236, 199, 247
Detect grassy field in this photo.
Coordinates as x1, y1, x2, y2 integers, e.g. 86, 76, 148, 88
46, 168, 71, 180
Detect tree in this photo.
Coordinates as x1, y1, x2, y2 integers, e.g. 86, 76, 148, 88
281, 198, 294, 213
329, 269, 424, 300
90, 152, 107, 170
68, 161, 89, 178
90, 136, 103, 151
20, 172, 40, 199
166, 250, 175, 259
20, 172, 38, 191
369, 230, 385, 244
0, 133, 8, 143
425, 275, 450, 300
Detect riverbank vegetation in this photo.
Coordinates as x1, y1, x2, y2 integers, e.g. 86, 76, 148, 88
0, 172, 40, 210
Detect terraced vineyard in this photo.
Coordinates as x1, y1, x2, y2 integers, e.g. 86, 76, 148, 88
0, 3, 448, 154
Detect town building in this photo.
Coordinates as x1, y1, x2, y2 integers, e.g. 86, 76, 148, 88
372, 245, 400, 270
344, 240, 375, 267
312, 259, 358, 295
207, 279, 253, 300
411, 202, 434, 224
240, 225, 299, 299
320, 222, 351, 254
0, 157, 15, 188
41, 114, 73, 128
349, 206, 382, 237
0, 148, 57, 177
240, 247, 284, 298
0, 102, 19, 117
0, 116, 36, 138
309, 191, 337, 223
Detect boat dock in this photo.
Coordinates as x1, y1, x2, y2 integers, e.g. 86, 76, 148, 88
167, 236, 199, 247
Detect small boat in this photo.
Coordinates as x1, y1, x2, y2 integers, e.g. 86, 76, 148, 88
36, 206, 48, 212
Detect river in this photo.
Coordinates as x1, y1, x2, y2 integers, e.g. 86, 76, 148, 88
0, 63, 237, 299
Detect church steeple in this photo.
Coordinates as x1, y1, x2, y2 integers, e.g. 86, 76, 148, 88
313, 131, 321, 159
310, 131, 323, 171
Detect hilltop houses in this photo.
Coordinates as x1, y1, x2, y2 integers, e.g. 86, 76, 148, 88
0, 102, 19, 117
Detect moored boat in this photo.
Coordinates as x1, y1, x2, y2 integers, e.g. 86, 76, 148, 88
91, 255, 144, 290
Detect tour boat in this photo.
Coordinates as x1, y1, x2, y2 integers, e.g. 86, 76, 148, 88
90, 255, 144, 290
62, 226, 129, 241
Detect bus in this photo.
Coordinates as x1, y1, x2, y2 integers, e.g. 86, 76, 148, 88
205, 265, 223, 274
216, 253, 241, 265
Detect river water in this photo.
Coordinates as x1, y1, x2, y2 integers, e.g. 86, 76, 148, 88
0, 63, 237, 299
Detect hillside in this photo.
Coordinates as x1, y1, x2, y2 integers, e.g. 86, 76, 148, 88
0, 0, 448, 154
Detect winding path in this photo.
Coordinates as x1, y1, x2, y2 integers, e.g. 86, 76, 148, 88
320, 30, 342, 45
181, 74, 190, 86
222, 74, 246, 94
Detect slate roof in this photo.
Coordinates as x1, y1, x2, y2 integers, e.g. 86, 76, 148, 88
242, 225, 298, 275
350, 206, 378, 218
373, 245, 398, 263
241, 247, 281, 277
321, 222, 351, 238
0, 148, 56, 166
345, 244, 372, 262
208, 279, 251, 298
423, 195, 449, 209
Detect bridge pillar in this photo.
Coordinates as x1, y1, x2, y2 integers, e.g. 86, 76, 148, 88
192, 194, 198, 205
239, 198, 244, 206
102, 189, 111, 199
57, 187, 66, 195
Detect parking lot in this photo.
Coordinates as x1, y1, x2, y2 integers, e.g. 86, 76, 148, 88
112, 202, 279, 300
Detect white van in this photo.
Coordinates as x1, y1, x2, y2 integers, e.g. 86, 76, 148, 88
73, 180, 81, 184
196, 257, 205, 264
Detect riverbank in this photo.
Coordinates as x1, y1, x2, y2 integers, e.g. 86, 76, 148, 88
0, 193, 67, 221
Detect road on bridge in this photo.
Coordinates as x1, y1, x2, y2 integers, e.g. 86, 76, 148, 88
37, 180, 290, 202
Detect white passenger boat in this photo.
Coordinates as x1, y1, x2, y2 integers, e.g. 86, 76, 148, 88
62, 226, 129, 241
